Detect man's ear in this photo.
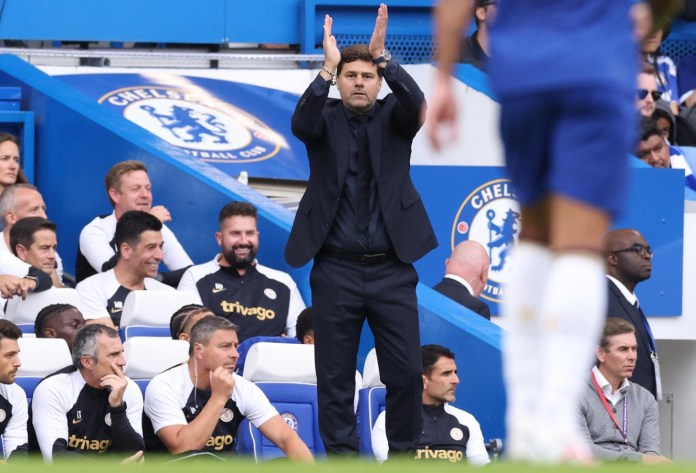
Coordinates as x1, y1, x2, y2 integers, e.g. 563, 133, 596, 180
120, 242, 132, 260
108, 187, 120, 207
81, 355, 94, 370
15, 243, 28, 261
44, 327, 57, 339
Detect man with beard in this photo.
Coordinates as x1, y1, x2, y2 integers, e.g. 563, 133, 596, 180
178, 202, 305, 342
604, 229, 661, 399
0, 320, 28, 460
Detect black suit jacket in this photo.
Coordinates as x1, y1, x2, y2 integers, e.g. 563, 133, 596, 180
606, 279, 657, 398
285, 61, 437, 268
432, 277, 491, 320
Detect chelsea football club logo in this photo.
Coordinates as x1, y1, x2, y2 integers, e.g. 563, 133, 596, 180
281, 413, 299, 431
451, 179, 521, 303
98, 86, 282, 163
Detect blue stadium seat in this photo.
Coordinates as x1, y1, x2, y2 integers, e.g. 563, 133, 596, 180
357, 386, 386, 455
119, 290, 199, 340
237, 342, 323, 460
123, 337, 189, 395
15, 338, 72, 402
5, 287, 80, 327
235, 336, 300, 376
237, 382, 325, 460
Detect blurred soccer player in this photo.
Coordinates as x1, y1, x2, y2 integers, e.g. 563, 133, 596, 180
428, 0, 651, 463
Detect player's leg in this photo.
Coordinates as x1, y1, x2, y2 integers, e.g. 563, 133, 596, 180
534, 87, 634, 461
497, 93, 555, 461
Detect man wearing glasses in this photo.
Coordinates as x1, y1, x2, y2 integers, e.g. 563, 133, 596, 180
603, 228, 661, 400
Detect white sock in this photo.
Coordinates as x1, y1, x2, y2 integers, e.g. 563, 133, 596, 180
536, 252, 606, 459
501, 241, 553, 456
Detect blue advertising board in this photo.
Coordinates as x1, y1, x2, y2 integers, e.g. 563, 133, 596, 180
57, 73, 309, 181
411, 166, 684, 317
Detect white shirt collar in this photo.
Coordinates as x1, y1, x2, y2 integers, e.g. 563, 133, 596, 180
607, 275, 638, 307
444, 274, 475, 296
592, 366, 629, 406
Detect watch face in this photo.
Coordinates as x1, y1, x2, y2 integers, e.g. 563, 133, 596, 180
382, 50, 392, 61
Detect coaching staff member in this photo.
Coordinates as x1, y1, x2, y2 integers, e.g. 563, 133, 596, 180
285, 4, 437, 457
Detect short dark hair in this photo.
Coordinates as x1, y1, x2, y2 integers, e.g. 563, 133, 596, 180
337, 44, 383, 78
10, 217, 57, 256
105, 160, 148, 206
422, 344, 455, 376
295, 307, 313, 342
599, 318, 636, 352
170, 304, 214, 339
219, 201, 257, 226
34, 303, 78, 338
0, 320, 22, 342
189, 316, 238, 356
72, 324, 119, 369
638, 117, 663, 143
113, 210, 162, 255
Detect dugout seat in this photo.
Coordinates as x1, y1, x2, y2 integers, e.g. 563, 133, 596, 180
358, 350, 387, 456
119, 290, 199, 340
237, 342, 324, 460
4, 287, 80, 327
123, 337, 189, 395
236, 336, 301, 377
15, 338, 72, 401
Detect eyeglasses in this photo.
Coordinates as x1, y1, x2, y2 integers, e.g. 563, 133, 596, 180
611, 243, 653, 259
637, 89, 662, 101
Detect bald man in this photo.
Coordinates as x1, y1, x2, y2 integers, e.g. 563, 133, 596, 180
432, 241, 491, 320
604, 228, 660, 400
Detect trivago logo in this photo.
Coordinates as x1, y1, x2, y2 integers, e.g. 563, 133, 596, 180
451, 179, 521, 303
98, 87, 282, 163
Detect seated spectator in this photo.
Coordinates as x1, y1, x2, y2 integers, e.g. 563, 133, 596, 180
169, 304, 215, 341
178, 202, 305, 342
371, 344, 490, 465
0, 133, 28, 199
10, 217, 65, 288
34, 304, 85, 351
459, 0, 496, 72
143, 316, 313, 460
76, 211, 174, 328
642, 24, 678, 113
635, 117, 696, 191
577, 318, 671, 464
432, 241, 491, 320
295, 307, 314, 345
76, 160, 192, 286
0, 184, 68, 284
30, 324, 144, 462
0, 320, 28, 459
637, 65, 660, 119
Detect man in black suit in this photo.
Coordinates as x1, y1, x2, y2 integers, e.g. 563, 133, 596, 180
285, 4, 437, 457
604, 228, 661, 399
433, 241, 491, 320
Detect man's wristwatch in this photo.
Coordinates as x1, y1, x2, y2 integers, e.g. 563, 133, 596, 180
373, 49, 392, 65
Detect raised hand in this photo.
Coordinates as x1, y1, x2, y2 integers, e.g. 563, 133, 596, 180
323, 14, 341, 71
369, 3, 388, 58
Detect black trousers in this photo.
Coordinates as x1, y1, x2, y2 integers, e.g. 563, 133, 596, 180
310, 253, 423, 456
